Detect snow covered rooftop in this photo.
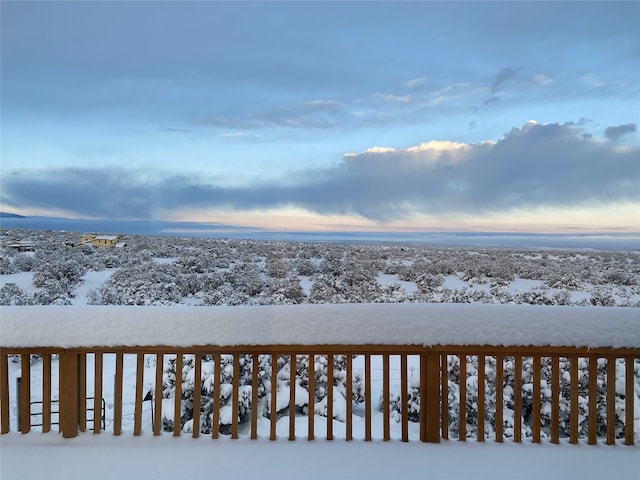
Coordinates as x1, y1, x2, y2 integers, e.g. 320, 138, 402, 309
1, 304, 638, 349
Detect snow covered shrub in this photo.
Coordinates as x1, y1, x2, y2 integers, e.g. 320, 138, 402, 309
12, 253, 37, 273
0, 256, 15, 275
225, 263, 264, 297
163, 353, 364, 434
293, 257, 316, 276
380, 365, 422, 423
269, 275, 305, 304
0, 283, 29, 305
267, 258, 291, 279
309, 275, 348, 303
514, 289, 561, 306
589, 288, 617, 307
602, 269, 636, 287
88, 262, 183, 305
33, 259, 85, 289
415, 273, 443, 293
162, 354, 260, 435
201, 282, 250, 306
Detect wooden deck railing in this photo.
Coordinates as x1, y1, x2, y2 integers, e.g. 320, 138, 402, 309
1, 344, 637, 445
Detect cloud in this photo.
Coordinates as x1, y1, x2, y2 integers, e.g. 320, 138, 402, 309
217, 132, 246, 138
3, 122, 638, 222
404, 77, 426, 89
373, 93, 411, 104
532, 74, 553, 86
201, 99, 348, 130
604, 123, 637, 141
491, 67, 523, 94
298, 100, 345, 110
159, 126, 192, 133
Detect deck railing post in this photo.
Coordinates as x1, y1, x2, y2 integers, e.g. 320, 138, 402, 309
59, 349, 80, 438
425, 350, 441, 443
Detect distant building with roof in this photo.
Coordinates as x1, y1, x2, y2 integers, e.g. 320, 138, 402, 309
6, 240, 35, 252
80, 235, 126, 248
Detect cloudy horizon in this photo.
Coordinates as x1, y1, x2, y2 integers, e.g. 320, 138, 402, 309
1, 1, 638, 233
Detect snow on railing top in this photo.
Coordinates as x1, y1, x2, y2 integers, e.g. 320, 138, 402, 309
1, 304, 639, 349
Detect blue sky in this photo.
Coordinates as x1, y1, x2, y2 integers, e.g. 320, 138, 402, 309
1, 1, 639, 233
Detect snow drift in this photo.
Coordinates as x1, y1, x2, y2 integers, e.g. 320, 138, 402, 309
1, 303, 638, 349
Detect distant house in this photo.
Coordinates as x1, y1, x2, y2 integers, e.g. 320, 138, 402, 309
80, 235, 125, 248
6, 240, 35, 252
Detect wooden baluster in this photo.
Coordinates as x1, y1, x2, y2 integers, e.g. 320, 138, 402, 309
495, 355, 503, 443
114, 353, 123, 436
532, 355, 541, 443
381, 354, 388, 441
551, 356, 559, 444
1, 354, 9, 433
625, 356, 634, 446
365, 354, 372, 441
569, 355, 578, 444
606, 357, 615, 445
308, 354, 315, 441
250, 353, 258, 440
270, 354, 277, 441
588, 356, 597, 445
134, 353, 144, 436
478, 355, 485, 442
401, 354, 408, 442
42, 354, 51, 433
346, 354, 352, 441
173, 354, 183, 437
441, 353, 449, 440
193, 354, 202, 439
212, 354, 221, 439
20, 354, 31, 434
78, 353, 86, 433
153, 353, 163, 436
459, 354, 466, 441
327, 354, 333, 440
232, 354, 239, 439
289, 354, 296, 441
94, 353, 103, 434
514, 356, 522, 443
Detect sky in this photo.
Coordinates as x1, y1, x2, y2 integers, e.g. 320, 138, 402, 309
1, 1, 639, 233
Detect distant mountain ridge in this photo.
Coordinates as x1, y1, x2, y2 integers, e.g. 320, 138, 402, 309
0, 214, 638, 250
0, 212, 26, 219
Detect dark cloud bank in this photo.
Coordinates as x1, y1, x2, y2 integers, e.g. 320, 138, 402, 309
2, 122, 638, 221
604, 123, 637, 142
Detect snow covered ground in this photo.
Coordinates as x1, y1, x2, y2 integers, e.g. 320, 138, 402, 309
2, 432, 638, 480
2, 231, 639, 308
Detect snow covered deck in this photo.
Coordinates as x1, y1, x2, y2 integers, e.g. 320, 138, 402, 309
1, 304, 638, 455
2, 433, 639, 480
